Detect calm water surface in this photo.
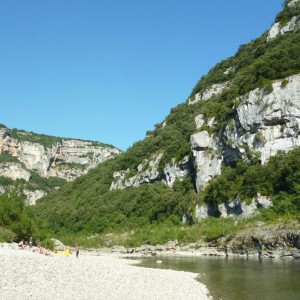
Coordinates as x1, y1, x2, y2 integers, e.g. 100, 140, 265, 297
135, 256, 300, 300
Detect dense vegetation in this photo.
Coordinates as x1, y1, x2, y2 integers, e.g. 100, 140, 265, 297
2, 1, 300, 247
0, 152, 20, 164
33, 158, 197, 234
0, 194, 43, 243
28, 146, 300, 248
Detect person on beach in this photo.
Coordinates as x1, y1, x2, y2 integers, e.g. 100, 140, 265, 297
18, 239, 24, 249
29, 237, 33, 249
65, 245, 70, 256
75, 244, 80, 258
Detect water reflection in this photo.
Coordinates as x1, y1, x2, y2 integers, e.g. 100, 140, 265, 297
135, 256, 300, 300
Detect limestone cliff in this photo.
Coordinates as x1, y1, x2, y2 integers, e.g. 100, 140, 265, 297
192, 74, 300, 191
110, 153, 192, 190
0, 126, 121, 203
267, 0, 300, 42
109, 0, 300, 220
110, 74, 300, 208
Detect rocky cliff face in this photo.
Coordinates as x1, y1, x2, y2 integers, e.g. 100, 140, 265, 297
267, 0, 300, 41
195, 195, 273, 222
110, 153, 192, 190
0, 127, 121, 203
109, 11, 300, 219
192, 74, 300, 191
187, 73, 300, 218
110, 74, 300, 211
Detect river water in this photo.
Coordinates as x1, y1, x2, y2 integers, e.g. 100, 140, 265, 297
135, 256, 300, 300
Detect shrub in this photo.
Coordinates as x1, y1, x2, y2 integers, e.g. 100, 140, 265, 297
197, 217, 238, 242
0, 227, 16, 242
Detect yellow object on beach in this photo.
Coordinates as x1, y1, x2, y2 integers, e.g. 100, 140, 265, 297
53, 250, 69, 256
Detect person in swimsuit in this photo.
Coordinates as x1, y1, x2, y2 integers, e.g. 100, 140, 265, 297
18, 239, 24, 249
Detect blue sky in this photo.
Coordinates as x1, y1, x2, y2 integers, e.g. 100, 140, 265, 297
1, 0, 283, 150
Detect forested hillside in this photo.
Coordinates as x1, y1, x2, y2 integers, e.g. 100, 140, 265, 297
2, 0, 300, 248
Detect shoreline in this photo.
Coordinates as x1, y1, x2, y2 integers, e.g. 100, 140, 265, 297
0, 244, 212, 300
81, 245, 300, 261
3, 240, 300, 260
1, 241, 299, 299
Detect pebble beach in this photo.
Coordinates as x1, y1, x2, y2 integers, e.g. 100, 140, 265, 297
0, 245, 211, 300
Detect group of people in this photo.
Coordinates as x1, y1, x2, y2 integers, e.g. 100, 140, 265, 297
18, 238, 80, 258
33, 245, 53, 256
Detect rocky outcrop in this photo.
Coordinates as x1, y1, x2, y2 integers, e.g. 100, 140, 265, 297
266, 0, 300, 42
194, 115, 216, 129
192, 74, 300, 193
288, 0, 300, 8
23, 190, 47, 205
0, 163, 31, 181
191, 74, 300, 219
267, 15, 300, 41
235, 74, 300, 163
222, 224, 300, 255
50, 238, 65, 251
0, 127, 121, 203
110, 153, 192, 190
163, 156, 191, 187
110, 153, 163, 190
14, 141, 50, 176
195, 195, 273, 221
0, 128, 121, 181
190, 131, 223, 190
46, 140, 121, 181
189, 82, 229, 105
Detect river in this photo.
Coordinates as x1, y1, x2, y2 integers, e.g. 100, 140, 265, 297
135, 256, 300, 300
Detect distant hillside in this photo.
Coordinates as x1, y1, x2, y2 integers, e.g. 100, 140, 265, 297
0, 124, 121, 204
29, 0, 300, 247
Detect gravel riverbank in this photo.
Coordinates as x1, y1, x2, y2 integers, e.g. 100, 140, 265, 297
0, 245, 211, 300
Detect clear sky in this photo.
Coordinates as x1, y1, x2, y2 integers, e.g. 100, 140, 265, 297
0, 0, 283, 150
